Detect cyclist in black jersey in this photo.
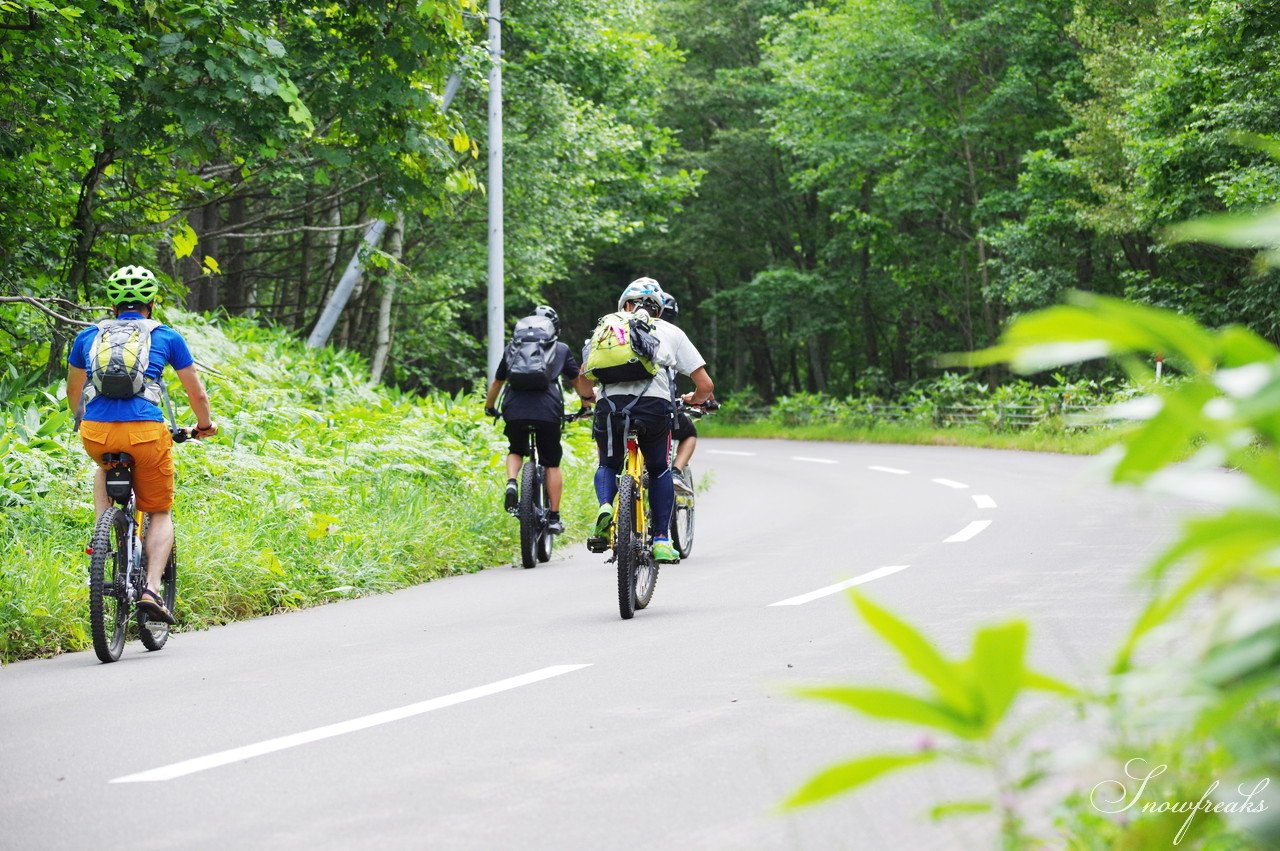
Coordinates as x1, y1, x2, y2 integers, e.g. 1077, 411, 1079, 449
485, 305, 595, 534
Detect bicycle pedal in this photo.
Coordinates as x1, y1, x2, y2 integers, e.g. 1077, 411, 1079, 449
586, 536, 609, 553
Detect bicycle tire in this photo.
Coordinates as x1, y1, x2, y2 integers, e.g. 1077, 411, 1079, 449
616, 475, 639, 619
518, 459, 540, 569
536, 465, 553, 563
138, 516, 177, 651
671, 466, 695, 559
88, 507, 129, 663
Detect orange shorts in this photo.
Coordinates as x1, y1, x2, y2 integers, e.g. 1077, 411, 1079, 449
80, 421, 175, 512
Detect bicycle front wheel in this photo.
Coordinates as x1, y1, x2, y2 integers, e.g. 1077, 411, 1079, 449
616, 475, 639, 619
616, 475, 660, 618
138, 515, 177, 651
671, 465, 695, 559
88, 507, 129, 663
518, 459, 541, 569
536, 466, 554, 563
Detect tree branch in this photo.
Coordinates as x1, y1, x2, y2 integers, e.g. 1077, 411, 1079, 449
0, 296, 108, 328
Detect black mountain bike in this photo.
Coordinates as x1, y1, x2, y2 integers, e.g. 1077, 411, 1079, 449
86, 428, 192, 663
669, 401, 716, 559
512, 411, 589, 569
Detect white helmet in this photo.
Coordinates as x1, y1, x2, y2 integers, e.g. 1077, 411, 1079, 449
617, 277, 665, 314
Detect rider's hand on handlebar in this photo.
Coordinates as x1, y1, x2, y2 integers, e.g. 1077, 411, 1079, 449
680, 393, 718, 411
485, 406, 500, 419
194, 422, 218, 439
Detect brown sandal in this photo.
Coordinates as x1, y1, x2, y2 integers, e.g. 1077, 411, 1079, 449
138, 588, 175, 625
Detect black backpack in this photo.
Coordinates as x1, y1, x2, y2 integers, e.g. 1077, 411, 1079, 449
504, 315, 560, 391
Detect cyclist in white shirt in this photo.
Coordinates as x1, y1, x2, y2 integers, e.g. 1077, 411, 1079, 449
585, 278, 714, 563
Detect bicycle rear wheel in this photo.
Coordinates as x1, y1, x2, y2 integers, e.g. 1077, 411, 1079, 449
138, 516, 177, 651
536, 466, 554, 563
88, 507, 129, 663
671, 465, 695, 559
518, 459, 541, 569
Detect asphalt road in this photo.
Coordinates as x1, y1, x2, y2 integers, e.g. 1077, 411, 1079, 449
0, 438, 1202, 850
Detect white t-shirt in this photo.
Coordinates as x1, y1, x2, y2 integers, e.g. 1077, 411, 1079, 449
595, 319, 706, 401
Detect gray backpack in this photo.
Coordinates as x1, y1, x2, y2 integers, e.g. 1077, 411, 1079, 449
504, 316, 560, 391
84, 318, 163, 403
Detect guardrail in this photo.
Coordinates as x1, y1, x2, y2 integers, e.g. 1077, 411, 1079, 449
716, 401, 1122, 430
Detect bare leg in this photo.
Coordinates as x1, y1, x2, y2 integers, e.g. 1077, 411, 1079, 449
92, 467, 110, 514
673, 435, 697, 471
546, 467, 563, 511
505, 453, 522, 480
142, 509, 174, 594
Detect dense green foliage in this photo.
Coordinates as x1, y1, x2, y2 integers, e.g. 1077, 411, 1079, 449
548, 0, 1280, 400
1, 0, 689, 391
5, 0, 1276, 403
0, 310, 597, 661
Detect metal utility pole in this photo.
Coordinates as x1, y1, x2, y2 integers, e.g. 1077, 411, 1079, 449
486, 0, 504, 381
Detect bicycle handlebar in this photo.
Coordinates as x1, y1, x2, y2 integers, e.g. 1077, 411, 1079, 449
679, 399, 720, 418
171, 424, 218, 443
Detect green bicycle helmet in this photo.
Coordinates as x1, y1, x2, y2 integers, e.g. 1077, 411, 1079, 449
105, 265, 160, 305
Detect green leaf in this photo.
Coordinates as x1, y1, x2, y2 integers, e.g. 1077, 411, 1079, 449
929, 800, 993, 820
1023, 670, 1077, 696
173, 223, 198, 259
794, 685, 982, 738
967, 621, 1027, 730
852, 593, 976, 718
960, 292, 1218, 376
1166, 205, 1280, 249
1215, 326, 1277, 368
782, 752, 937, 809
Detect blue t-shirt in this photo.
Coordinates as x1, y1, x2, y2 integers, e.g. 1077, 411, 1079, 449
68, 312, 195, 423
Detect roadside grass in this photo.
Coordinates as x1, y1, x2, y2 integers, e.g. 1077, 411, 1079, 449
0, 309, 601, 663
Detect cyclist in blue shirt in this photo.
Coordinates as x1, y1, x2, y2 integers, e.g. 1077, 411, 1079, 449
66, 265, 218, 624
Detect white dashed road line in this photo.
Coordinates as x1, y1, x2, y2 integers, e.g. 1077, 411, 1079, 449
972, 494, 997, 508
868, 465, 910, 475
110, 665, 592, 783
768, 565, 910, 606
708, 450, 757, 456
792, 456, 838, 464
944, 520, 992, 543
932, 478, 969, 489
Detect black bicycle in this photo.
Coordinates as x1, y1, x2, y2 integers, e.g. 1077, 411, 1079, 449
86, 428, 193, 663
669, 401, 716, 559
512, 411, 589, 569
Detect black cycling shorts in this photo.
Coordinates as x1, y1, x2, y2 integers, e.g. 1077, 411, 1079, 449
504, 419, 564, 467
672, 410, 698, 443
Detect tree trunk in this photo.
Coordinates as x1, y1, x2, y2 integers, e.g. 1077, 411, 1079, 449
371, 212, 406, 383
224, 187, 248, 314
307, 217, 388, 349
65, 144, 117, 302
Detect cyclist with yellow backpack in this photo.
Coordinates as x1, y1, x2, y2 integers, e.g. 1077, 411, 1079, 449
65, 265, 218, 625
583, 278, 714, 563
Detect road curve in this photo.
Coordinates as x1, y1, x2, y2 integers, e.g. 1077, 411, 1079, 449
0, 438, 1201, 850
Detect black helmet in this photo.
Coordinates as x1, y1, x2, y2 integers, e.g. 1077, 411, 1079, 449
660, 292, 678, 319
532, 304, 560, 334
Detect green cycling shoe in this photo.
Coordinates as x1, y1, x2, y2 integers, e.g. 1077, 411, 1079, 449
652, 539, 680, 563
593, 503, 613, 535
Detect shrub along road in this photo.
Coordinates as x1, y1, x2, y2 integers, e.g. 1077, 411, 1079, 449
0, 438, 1215, 849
